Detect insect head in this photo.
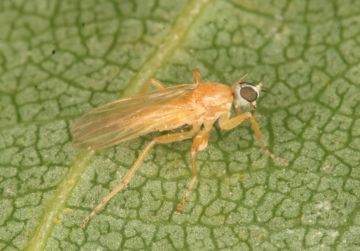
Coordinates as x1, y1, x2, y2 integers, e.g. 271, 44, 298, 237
233, 81, 263, 110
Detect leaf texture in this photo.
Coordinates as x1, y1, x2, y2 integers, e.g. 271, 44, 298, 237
0, 0, 359, 250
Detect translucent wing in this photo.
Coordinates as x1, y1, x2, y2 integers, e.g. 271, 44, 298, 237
71, 84, 197, 150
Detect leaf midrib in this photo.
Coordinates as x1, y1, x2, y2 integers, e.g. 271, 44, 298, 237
25, 1, 212, 250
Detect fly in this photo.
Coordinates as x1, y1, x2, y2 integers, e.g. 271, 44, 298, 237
71, 69, 288, 227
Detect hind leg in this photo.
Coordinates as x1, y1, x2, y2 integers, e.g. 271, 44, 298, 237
81, 127, 200, 227
140, 79, 166, 94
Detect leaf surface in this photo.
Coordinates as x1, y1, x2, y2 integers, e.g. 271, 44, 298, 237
0, 0, 359, 250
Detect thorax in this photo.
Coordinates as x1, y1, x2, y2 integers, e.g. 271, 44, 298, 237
191, 82, 233, 121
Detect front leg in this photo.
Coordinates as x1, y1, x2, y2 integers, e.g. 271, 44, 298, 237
219, 112, 288, 166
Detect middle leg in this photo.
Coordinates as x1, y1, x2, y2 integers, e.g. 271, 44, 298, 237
192, 68, 203, 84
176, 129, 210, 212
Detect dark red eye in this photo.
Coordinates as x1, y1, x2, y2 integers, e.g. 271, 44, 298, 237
239, 85, 258, 102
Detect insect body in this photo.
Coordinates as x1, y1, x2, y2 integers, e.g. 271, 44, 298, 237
72, 69, 287, 227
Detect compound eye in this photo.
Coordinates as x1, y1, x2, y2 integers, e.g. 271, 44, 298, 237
239, 85, 258, 102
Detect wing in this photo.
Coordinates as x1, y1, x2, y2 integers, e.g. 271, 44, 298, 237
71, 84, 197, 150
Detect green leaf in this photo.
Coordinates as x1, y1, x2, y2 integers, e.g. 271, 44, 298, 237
1, 0, 359, 250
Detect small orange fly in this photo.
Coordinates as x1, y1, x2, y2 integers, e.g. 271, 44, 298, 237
72, 69, 288, 227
